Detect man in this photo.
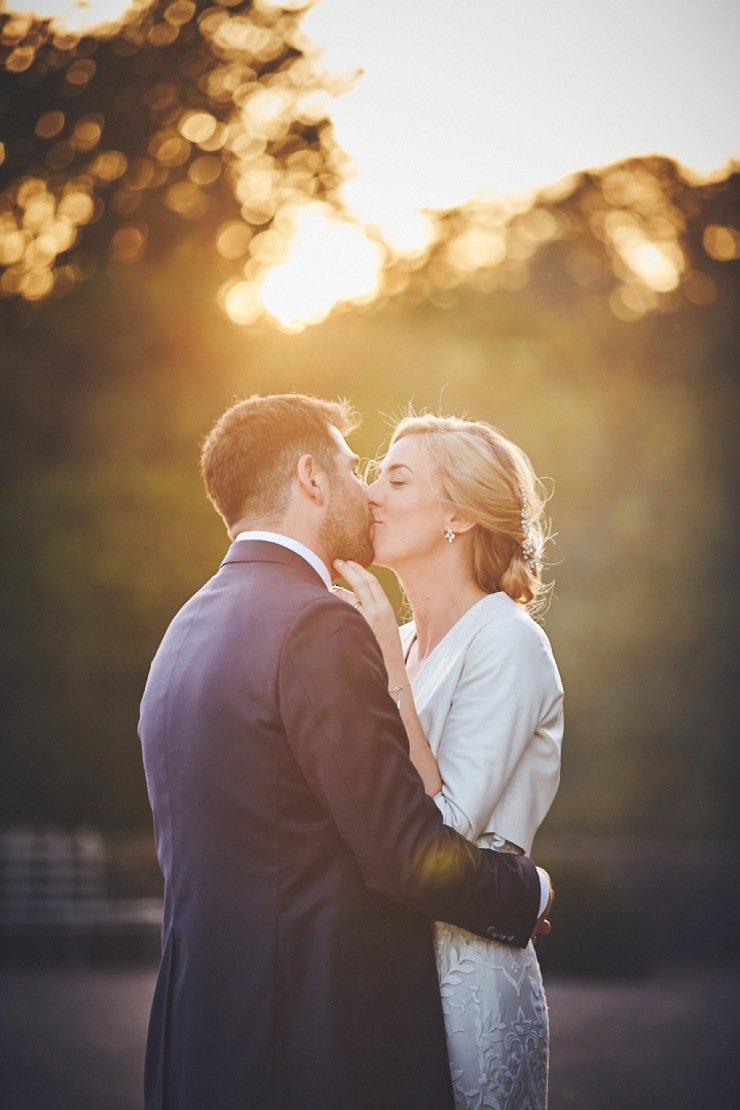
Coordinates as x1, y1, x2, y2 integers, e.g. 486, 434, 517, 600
139, 394, 550, 1110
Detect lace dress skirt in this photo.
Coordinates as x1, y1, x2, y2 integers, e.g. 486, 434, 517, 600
434, 843, 549, 1109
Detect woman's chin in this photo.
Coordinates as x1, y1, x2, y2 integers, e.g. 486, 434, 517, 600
371, 529, 398, 570
370, 542, 391, 570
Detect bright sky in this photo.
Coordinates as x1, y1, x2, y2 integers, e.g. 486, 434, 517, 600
5, 0, 740, 325
300, 0, 739, 248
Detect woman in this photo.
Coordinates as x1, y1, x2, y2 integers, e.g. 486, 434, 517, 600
334, 414, 563, 1110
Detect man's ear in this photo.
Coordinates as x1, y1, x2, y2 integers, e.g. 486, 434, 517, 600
296, 453, 327, 506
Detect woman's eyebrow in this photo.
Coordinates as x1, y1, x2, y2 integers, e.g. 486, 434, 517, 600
384, 462, 413, 475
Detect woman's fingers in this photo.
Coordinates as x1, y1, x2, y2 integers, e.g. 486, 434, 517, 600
330, 584, 359, 607
333, 558, 369, 584
333, 560, 396, 635
333, 560, 404, 669
333, 559, 379, 605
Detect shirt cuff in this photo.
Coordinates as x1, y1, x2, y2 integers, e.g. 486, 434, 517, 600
536, 867, 551, 919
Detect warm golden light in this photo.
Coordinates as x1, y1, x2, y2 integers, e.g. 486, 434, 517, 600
179, 113, 219, 146
3, 1, 138, 36
188, 156, 222, 187
58, 192, 95, 225
703, 225, 739, 262
683, 270, 716, 306
90, 151, 128, 181
1, 0, 736, 325
72, 117, 104, 153
215, 199, 387, 331
216, 221, 253, 260
166, 180, 207, 219
223, 280, 262, 326
1, 0, 338, 307
447, 226, 507, 272
255, 203, 385, 330
164, 1, 196, 27
110, 222, 146, 263
35, 111, 66, 140
618, 238, 683, 293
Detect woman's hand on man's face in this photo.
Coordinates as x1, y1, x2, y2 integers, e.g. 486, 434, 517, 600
332, 560, 402, 666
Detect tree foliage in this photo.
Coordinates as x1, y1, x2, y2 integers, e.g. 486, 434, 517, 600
0, 1, 340, 300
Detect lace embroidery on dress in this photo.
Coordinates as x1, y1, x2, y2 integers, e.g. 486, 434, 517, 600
435, 921, 549, 1110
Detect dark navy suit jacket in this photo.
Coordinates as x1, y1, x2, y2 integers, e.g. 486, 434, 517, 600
139, 540, 540, 1109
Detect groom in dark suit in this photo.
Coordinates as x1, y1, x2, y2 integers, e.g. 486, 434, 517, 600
139, 394, 549, 1110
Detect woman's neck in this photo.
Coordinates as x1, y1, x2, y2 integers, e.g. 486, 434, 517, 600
399, 564, 486, 662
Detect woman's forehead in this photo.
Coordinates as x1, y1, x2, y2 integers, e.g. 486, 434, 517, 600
383, 435, 425, 469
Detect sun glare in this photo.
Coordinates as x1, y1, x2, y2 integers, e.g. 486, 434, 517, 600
340, 177, 438, 258
258, 205, 384, 330
619, 239, 683, 293
222, 202, 385, 331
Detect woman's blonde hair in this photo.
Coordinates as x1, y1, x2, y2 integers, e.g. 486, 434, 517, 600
390, 414, 553, 613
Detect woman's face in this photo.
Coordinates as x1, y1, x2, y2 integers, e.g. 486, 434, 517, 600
367, 436, 449, 570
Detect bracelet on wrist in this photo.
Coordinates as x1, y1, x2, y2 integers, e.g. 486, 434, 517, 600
389, 682, 408, 708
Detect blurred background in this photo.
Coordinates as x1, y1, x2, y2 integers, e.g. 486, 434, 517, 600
1, 1, 738, 1106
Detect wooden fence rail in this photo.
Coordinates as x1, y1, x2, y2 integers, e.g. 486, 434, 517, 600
0, 826, 162, 963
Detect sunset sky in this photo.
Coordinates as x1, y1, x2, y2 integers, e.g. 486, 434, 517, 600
4, 0, 739, 326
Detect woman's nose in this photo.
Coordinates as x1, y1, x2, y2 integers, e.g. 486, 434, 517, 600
367, 480, 382, 504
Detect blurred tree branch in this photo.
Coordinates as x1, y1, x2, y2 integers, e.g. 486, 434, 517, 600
0, 1, 344, 298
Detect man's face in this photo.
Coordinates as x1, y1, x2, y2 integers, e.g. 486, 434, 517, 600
319, 427, 374, 567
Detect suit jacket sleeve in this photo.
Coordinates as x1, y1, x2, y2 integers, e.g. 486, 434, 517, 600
277, 594, 540, 947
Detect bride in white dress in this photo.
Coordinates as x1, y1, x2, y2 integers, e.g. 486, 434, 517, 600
334, 414, 563, 1110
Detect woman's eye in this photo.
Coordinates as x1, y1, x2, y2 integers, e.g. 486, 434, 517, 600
389, 480, 405, 488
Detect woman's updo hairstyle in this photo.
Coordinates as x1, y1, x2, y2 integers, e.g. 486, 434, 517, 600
390, 414, 552, 612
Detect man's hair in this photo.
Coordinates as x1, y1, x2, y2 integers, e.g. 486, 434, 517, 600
201, 393, 359, 534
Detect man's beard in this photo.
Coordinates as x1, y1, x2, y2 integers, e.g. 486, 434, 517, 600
320, 480, 375, 568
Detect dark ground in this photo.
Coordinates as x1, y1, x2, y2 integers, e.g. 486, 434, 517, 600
0, 961, 736, 1109
2, 833, 736, 1107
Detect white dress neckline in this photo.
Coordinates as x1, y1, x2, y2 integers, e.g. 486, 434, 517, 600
402, 592, 507, 675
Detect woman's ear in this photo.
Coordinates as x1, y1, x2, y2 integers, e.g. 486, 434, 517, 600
447, 513, 476, 536
296, 453, 327, 506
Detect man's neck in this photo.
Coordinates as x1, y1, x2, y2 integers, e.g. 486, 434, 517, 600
233, 529, 332, 590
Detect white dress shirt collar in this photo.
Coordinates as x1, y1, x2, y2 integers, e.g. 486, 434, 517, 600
233, 531, 332, 591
